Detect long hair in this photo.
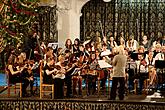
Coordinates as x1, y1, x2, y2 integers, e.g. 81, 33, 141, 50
65, 39, 72, 50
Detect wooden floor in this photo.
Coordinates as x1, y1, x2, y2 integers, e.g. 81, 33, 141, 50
0, 85, 165, 103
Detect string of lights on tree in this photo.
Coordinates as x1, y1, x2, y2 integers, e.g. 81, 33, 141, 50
0, 0, 39, 52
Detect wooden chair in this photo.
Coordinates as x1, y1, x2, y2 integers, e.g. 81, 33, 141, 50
133, 74, 150, 95
40, 61, 54, 99
6, 68, 22, 97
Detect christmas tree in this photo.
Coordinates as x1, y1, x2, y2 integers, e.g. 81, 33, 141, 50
0, 0, 39, 52
0, 0, 39, 69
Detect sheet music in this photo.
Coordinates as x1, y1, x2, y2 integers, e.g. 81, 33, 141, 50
100, 50, 111, 56
98, 60, 112, 68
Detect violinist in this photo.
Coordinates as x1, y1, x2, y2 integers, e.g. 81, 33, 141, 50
102, 36, 110, 50
153, 44, 161, 58
43, 57, 58, 99
86, 52, 98, 95
72, 44, 88, 96
154, 45, 165, 61
64, 50, 77, 98
100, 44, 111, 90
135, 54, 148, 95
7, 52, 30, 97
53, 55, 66, 99
19, 52, 34, 96
145, 51, 157, 87
73, 38, 80, 58
44, 47, 55, 61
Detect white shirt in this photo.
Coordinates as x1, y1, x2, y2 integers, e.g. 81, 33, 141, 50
154, 53, 165, 61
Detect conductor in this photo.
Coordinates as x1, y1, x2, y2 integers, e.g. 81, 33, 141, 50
109, 46, 127, 100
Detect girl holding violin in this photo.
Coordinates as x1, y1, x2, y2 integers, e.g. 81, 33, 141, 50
64, 50, 77, 97
18, 52, 35, 96
135, 53, 148, 95
86, 52, 98, 95
6, 52, 30, 97
53, 55, 66, 99
145, 51, 157, 86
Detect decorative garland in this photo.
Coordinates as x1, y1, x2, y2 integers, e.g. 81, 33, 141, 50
18, 0, 38, 9
19, 16, 32, 25
0, 0, 39, 52
10, 0, 37, 16
0, 4, 4, 13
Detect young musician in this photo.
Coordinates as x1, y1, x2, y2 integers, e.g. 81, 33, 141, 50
64, 50, 77, 98
86, 53, 98, 95
153, 44, 161, 58
100, 44, 111, 90
44, 47, 55, 61
72, 45, 87, 96
53, 55, 65, 99
102, 36, 110, 50
145, 51, 157, 86
7, 53, 30, 97
154, 45, 165, 61
73, 38, 80, 57
126, 54, 137, 93
126, 36, 139, 52
135, 54, 148, 95
118, 36, 125, 48
108, 36, 118, 51
65, 39, 73, 52
141, 35, 150, 51
20, 52, 34, 95
43, 57, 58, 98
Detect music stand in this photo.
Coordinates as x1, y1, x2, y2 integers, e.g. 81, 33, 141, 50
155, 60, 165, 96
155, 60, 165, 69
130, 52, 138, 61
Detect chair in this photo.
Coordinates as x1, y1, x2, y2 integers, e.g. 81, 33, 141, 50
40, 61, 54, 99
6, 68, 22, 97
133, 73, 150, 95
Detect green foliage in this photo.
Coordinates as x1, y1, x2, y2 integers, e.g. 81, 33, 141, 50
0, 0, 39, 50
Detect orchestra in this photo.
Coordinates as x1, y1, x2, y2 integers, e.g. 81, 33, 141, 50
6, 33, 165, 99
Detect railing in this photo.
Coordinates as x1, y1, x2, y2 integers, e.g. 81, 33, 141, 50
0, 98, 165, 110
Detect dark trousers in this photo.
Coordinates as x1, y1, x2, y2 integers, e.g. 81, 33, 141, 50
138, 72, 148, 95
65, 76, 72, 97
10, 74, 30, 96
87, 75, 97, 95
128, 69, 135, 91
100, 69, 108, 89
54, 78, 64, 99
110, 77, 125, 100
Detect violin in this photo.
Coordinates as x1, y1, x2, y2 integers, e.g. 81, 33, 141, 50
54, 65, 61, 70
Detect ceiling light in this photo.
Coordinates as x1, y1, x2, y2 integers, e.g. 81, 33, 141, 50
103, 0, 112, 2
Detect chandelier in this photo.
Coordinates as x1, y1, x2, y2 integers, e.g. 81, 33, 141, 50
103, 0, 112, 2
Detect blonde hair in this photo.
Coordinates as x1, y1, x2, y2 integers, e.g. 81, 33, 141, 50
117, 45, 125, 55
58, 55, 64, 61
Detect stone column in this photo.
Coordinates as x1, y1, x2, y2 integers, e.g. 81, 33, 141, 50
57, 0, 89, 47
